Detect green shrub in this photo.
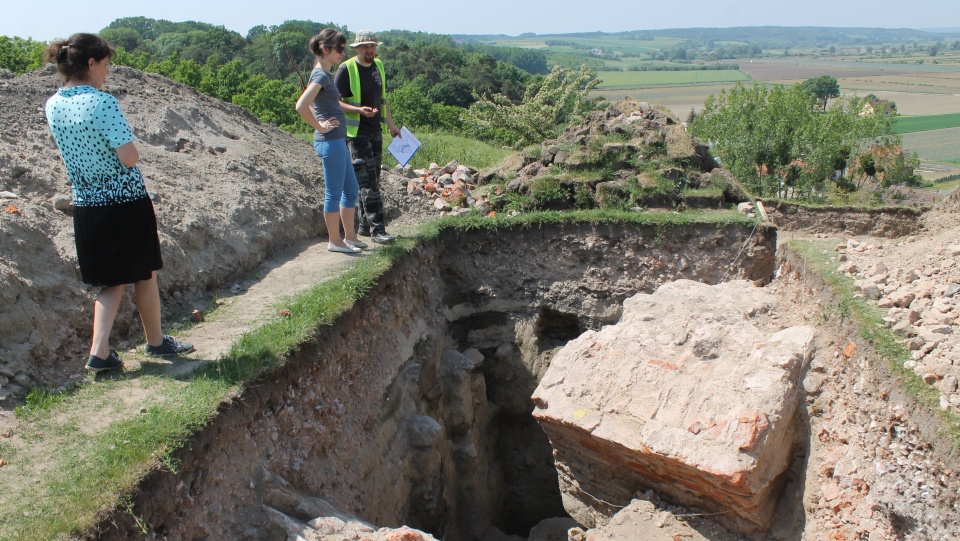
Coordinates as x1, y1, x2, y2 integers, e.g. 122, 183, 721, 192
529, 175, 569, 209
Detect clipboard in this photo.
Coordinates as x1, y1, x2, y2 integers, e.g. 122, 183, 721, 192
387, 126, 422, 167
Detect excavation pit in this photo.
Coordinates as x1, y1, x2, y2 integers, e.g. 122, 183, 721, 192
91, 220, 779, 541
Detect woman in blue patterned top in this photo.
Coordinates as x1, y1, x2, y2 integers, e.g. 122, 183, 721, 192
44, 33, 193, 373
295, 29, 366, 254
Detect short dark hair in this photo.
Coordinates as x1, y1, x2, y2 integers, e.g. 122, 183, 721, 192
43, 33, 115, 83
308, 29, 346, 58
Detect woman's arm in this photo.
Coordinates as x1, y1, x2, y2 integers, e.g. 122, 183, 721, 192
296, 82, 339, 133
115, 141, 139, 167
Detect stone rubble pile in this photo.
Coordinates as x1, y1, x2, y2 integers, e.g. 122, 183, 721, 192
501, 98, 721, 203
784, 249, 960, 541
391, 160, 496, 218
839, 238, 960, 412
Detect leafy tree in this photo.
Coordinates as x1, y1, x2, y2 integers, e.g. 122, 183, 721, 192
799, 75, 840, 111
463, 66, 602, 148
475, 45, 549, 74
172, 59, 203, 87
0, 36, 43, 74
144, 53, 181, 79
692, 82, 904, 199
426, 78, 473, 107
232, 75, 302, 130
203, 58, 250, 102
693, 83, 814, 195
112, 47, 150, 70
100, 27, 142, 53
104, 17, 169, 40
149, 33, 191, 60
389, 83, 460, 132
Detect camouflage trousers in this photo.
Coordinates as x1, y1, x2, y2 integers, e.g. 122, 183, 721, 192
347, 134, 386, 235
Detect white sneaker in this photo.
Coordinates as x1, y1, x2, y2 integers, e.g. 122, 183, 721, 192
328, 243, 361, 253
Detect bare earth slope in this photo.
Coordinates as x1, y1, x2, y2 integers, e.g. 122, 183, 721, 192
0, 65, 327, 392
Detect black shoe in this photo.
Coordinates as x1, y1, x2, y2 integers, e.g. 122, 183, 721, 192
357, 228, 371, 237
371, 232, 395, 244
86, 350, 123, 373
145, 335, 195, 357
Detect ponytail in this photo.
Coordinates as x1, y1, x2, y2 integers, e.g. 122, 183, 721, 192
43, 33, 114, 83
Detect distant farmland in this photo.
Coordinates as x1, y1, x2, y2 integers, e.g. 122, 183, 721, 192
477, 34, 960, 169
894, 113, 960, 134
902, 127, 960, 165
596, 70, 750, 89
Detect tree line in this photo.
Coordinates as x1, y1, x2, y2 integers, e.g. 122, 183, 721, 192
0, 19, 601, 148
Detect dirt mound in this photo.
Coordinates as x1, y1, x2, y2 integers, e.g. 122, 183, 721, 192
0, 66, 327, 396
924, 185, 960, 232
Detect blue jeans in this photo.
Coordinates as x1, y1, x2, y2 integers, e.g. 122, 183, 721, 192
315, 138, 358, 213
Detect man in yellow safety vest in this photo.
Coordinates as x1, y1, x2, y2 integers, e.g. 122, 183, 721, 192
335, 29, 399, 244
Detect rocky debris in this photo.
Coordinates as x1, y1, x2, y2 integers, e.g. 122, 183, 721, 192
532, 279, 814, 533
387, 160, 495, 218
567, 496, 732, 541
257, 468, 439, 541
924, 184, 960, 233
838, 237, 960, 413
526, 517, 579, 541
774, 249, 960, 541
481, 98, 725, 210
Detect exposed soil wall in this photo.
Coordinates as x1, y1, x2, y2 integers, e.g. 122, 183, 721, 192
760, 199, 926, 238
95, 221, 776, 541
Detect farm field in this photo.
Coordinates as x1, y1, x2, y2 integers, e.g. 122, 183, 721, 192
593, 84, 731, 119
902, 127, 960, 166
894, 113, 960, 133
593, 58, 960, 117
476, 35, 684, 56
596, 69, 749, 89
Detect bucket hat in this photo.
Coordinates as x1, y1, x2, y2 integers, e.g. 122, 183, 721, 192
349, 30, 383, 47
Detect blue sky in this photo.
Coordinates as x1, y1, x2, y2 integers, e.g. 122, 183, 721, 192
3, 0, 958, 41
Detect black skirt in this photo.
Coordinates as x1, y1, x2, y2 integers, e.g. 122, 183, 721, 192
73, 196, 163, 288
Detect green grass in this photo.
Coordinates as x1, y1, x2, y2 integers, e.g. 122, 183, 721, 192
929, 174, 960, 191
596, 69, 749, 89
788, 239, 960, 447
382, 130, 512, 170
4, 376, 223, 540
894, 113, 960, 134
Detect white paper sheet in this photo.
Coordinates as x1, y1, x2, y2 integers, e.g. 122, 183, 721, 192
387, 126, 422, 167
